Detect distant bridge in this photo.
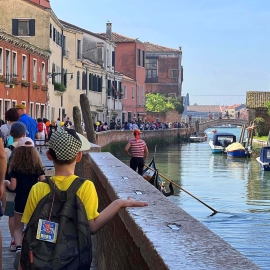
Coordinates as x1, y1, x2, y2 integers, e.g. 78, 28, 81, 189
198, 119, 248, 132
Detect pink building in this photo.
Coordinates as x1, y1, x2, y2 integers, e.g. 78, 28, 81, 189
111, 33, 147, 122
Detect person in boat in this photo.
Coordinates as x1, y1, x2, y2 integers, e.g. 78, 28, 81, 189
125, 129, 149, 175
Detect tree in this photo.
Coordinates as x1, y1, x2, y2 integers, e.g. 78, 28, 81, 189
265, 101, 270, 116
145, 93, 184, 114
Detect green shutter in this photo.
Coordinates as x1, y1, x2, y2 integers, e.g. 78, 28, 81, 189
12, 19, 18, 36
29, 19, 35, 36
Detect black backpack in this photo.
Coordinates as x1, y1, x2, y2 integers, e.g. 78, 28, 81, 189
20, 177, 92, 270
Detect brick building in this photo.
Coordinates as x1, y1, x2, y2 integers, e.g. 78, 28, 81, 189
144, 42, 183, 99
0, 30, 50, 120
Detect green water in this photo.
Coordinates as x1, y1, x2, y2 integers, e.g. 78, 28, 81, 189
112, 127, 270, 270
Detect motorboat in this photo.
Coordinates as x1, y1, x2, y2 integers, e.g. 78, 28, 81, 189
256, 147, 270, 171
226, 142, 251, 158
209, 132, 236, 153
188, 132, 207, 142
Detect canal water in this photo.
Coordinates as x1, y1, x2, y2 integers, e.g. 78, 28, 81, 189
113, 127, 270, 270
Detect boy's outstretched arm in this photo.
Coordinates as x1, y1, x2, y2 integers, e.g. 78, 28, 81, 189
89, 198, 148, 234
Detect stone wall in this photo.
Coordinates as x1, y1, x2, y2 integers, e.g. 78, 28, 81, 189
78, 152, 260, 270
95, 128, 190, 148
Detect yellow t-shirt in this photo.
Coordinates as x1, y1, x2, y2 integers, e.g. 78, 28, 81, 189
22, 175, 99, 224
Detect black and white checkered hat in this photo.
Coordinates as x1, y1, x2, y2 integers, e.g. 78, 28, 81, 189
48, 128, 90, 160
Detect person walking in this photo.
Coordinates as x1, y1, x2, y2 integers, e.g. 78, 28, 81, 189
36, 118, 47, 153
15, 104, 39, 143
17, 128, 147, 270
0, 108, 20, 147
125, 129, 149, 175
0, 130, 7, 270
4, 122, 27, 252
4, 137, 45, 269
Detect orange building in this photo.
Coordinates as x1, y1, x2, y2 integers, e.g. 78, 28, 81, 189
0, 30, 50, 120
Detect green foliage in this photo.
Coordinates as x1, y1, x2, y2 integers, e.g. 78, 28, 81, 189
254, 117, 265, 137
145, 93, 184, 114
54, 82, 66, 92
265, 101, 270, 116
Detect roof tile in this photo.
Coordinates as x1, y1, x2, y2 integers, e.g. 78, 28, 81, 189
246, 91, 270, 108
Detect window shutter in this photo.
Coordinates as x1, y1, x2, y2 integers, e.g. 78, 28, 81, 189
112, 51, 115, 67
99, 76, 102, 92
181, 66, 183, 82
29, 19, 35, 36
12, 19, 18, 36
50, 24, 52, 38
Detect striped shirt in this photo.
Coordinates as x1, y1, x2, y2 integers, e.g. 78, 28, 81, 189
129, 138, 146, 158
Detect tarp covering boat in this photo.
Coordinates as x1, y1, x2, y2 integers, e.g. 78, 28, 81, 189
212, 132, 236, 147
259, 147, 270, 163
226, 142, 245, 151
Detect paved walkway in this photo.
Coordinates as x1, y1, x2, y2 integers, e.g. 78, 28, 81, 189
1, 149, 98, 269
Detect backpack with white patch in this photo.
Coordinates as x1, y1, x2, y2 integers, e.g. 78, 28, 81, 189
20, 177, 92, 270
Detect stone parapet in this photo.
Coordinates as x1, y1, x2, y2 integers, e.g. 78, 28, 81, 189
87, 152, 260, 270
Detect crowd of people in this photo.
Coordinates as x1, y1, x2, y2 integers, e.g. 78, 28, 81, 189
0, 104, 148, 270
94, 119, 189, 132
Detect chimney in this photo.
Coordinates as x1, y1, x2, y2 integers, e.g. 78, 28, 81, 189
106, 22, 112, 40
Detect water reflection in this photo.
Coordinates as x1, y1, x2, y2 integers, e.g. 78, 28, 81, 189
112, 127, 270, 269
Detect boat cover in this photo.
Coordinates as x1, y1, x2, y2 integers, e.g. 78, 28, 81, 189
226, 142, 245, 151
212, 132, 236, 146
259, 147, 270, 163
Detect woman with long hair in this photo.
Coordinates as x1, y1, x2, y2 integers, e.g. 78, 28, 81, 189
4, 137, 45, 269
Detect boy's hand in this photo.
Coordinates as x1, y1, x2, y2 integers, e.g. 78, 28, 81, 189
120, 197, 148, 208
4, 180, 10, 187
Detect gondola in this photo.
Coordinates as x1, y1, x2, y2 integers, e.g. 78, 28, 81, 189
142, 158, 174, 197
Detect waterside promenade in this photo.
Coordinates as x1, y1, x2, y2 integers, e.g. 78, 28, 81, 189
1, 150, 98, 270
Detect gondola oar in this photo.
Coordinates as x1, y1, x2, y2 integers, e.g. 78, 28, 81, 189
144, 164, 218, 215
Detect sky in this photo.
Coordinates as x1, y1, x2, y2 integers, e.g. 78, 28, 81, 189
51, 0, 270, 106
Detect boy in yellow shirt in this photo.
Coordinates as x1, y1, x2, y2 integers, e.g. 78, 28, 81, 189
18, 128, 148, 270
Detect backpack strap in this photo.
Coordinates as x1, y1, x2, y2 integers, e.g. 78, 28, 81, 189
45, 176, 86, 201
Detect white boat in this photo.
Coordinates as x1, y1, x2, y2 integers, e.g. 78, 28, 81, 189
189, 132, 207, 142
256, 147, 270, 171
209, 132, 236, 153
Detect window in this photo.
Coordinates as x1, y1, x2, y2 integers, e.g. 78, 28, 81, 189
22, 55, 27, 80
82, 71, 87, 90
124, 85, 127, 99
77, 40, 81, 59
12, 19, 35, 36
62, 36, 66, 56
76, 71, 80, 89
132, 86, 134, 100
12, 100, 16, 108
30, 102, 34, 118
51, 106, 55, 121
169, 69, 178, 78
112, 51, 115, 67
142, 51, 145, 67
12, 52, 17, 77
53, 27, 56, 42
4, 100, 11, 113
137, 85, 140, 105
33, 59, 37, 82
6, 50, 10, 80
106, 49, 110, 67
145, 58, 158, 78
142, 86, 145, 105
42, 62, 45, 85
137, 49, 141, 66
0, 48, 3, 74
50, 24, 52, 38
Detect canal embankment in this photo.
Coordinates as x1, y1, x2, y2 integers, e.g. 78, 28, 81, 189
76, 150, 261, 270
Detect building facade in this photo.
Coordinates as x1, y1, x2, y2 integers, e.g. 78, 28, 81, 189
109, 32, 146, 122
0, 30, 49, 119
144, 42, 183, 99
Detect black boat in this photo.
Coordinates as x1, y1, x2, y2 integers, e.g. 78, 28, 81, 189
142, 158, 174, 197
